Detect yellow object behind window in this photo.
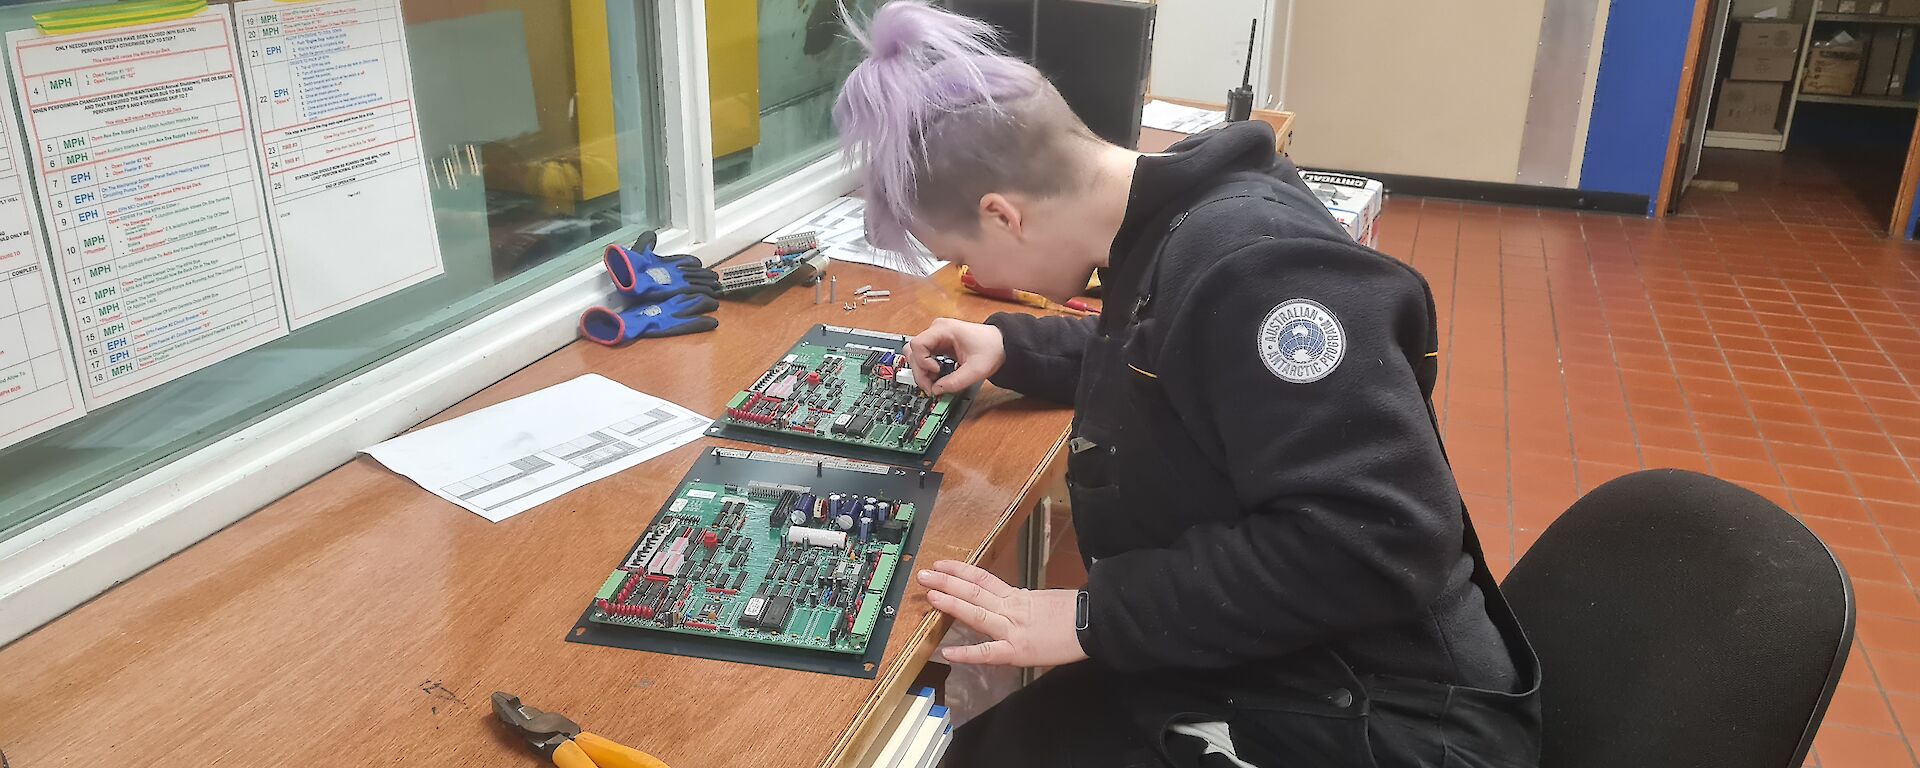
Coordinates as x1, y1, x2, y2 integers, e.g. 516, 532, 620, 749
706, 0, 761, 158
572, 0, 760, 201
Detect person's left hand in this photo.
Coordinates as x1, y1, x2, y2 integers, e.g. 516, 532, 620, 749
918, 560, 1089, 667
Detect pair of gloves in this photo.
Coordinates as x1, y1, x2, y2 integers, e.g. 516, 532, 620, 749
579, 231, 723, 345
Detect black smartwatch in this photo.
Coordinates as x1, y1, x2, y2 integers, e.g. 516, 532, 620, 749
1074, 590, 1091, 631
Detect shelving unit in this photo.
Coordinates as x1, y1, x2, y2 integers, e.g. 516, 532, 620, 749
1815, 11, 1920, 23
1706, 10, 1920, 151
1705, 128, 1789, 149
1705, 11, 1820, 152
1798, 91, 1920, 107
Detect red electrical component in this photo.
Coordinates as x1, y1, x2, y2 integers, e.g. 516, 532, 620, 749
807, 372, 821, 385
683, 621, 720, 631
644, 573, 671, 583
702, 530, 720, 549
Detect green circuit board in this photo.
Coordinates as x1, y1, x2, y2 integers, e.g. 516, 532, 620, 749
721, 334, 958, 457
586, 480, 916, 654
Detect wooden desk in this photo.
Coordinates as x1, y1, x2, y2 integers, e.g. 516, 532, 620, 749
0, 254, 1078, 768
1139, 101, 1294, 155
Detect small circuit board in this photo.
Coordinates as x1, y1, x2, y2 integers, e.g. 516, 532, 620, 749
569, 447, 939, 677
717, 235, 826, 295
710, 325, 976, 466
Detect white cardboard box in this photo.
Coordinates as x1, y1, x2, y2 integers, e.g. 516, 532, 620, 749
1301, 170, 1386, 249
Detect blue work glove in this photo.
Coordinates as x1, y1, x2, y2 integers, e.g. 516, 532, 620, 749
604, 232, 719, 301
579, 293, 720, 345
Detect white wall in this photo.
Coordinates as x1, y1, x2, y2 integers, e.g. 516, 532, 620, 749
1148, 0, 1273, 104
1229, 2, 1613, 185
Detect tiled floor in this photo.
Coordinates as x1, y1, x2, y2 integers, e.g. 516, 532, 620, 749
1683, 143, 1907, 234
1382, 146, 1920, 767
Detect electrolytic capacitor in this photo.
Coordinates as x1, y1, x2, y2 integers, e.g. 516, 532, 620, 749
876, 502, 891, 518
857, 516, 872, 542
835, 513, 854, 531
789, 509, 806, 526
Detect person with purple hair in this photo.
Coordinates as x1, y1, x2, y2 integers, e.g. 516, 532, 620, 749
834, 4, 1540, 767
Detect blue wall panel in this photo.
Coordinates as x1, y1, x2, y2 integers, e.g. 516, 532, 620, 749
1580, 0, 1699, 214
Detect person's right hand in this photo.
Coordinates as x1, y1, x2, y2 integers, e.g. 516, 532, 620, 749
905, 318, 1004, 396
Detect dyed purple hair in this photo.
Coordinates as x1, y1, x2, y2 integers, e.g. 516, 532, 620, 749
834, 1, 1099, 251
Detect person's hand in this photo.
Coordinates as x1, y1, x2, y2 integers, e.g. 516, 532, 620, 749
918, 560, 1088, 667
904, 318, 1004, 396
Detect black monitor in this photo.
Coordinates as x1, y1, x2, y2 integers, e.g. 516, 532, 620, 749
945, 0, 1038, 59
947, 0, 1155, 149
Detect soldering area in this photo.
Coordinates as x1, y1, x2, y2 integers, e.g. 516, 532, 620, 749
3, 0, 1920, 766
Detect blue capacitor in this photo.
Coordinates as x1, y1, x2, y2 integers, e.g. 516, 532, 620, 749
789, 509, 806, 526
835, 514, 855, 531
857, 516, 872, 542
876, 502, 891, 518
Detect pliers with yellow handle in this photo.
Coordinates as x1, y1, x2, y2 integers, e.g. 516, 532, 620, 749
492, 692, 671, 768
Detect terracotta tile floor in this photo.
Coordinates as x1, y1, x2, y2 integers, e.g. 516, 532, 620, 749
1384, 146, 1920, 768
1683, 143, 1906, 235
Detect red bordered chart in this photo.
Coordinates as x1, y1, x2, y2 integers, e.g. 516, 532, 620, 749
7, 7, 287, 407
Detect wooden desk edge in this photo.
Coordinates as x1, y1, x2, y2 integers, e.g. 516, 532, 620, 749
823, 429, 1072, 767
1140, 96, 1294, 153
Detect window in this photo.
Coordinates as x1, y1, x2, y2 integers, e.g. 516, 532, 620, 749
0, 0, 667, 540
709, 0, 878, 202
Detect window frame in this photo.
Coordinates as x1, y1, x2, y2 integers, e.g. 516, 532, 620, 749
0, 0, 857, 644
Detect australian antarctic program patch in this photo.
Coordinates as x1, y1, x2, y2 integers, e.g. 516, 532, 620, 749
1258, 299, 1346, 383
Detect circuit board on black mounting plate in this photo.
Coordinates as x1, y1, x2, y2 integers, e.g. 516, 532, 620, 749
568, 447, 939, 676
708, 325, 976, 467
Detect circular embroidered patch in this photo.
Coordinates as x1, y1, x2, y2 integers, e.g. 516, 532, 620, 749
1257, 299, 1345, 383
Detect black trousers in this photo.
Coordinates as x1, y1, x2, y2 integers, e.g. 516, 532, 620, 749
942, 662, 1168, 768
941, 660, 1540, 768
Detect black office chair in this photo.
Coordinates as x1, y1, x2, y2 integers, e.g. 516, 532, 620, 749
1502, 469, 1854, 768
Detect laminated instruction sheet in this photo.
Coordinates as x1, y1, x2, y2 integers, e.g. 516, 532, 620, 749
0, 66, 82, 450
7, 7, 288, 407
235, 0, 442, 328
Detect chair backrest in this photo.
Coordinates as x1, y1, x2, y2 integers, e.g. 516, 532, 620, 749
1502, 469, 1853, 768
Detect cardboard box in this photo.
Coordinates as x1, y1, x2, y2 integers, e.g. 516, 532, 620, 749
1863, 26, 1902, 94
1734, 0, 1797, 16
1738, 19, 1804, 49
1731, 20, 1804, 80
1731, 47, 1803, 80
1803, 43, 1866, 93
1300, 171, 1384, 249
1890, 0, 1920, 16
1713, 80, 1787, 132
1892, 27, 1916, 93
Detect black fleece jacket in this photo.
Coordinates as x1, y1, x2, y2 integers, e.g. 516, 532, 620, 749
986, 122, 1520, 691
